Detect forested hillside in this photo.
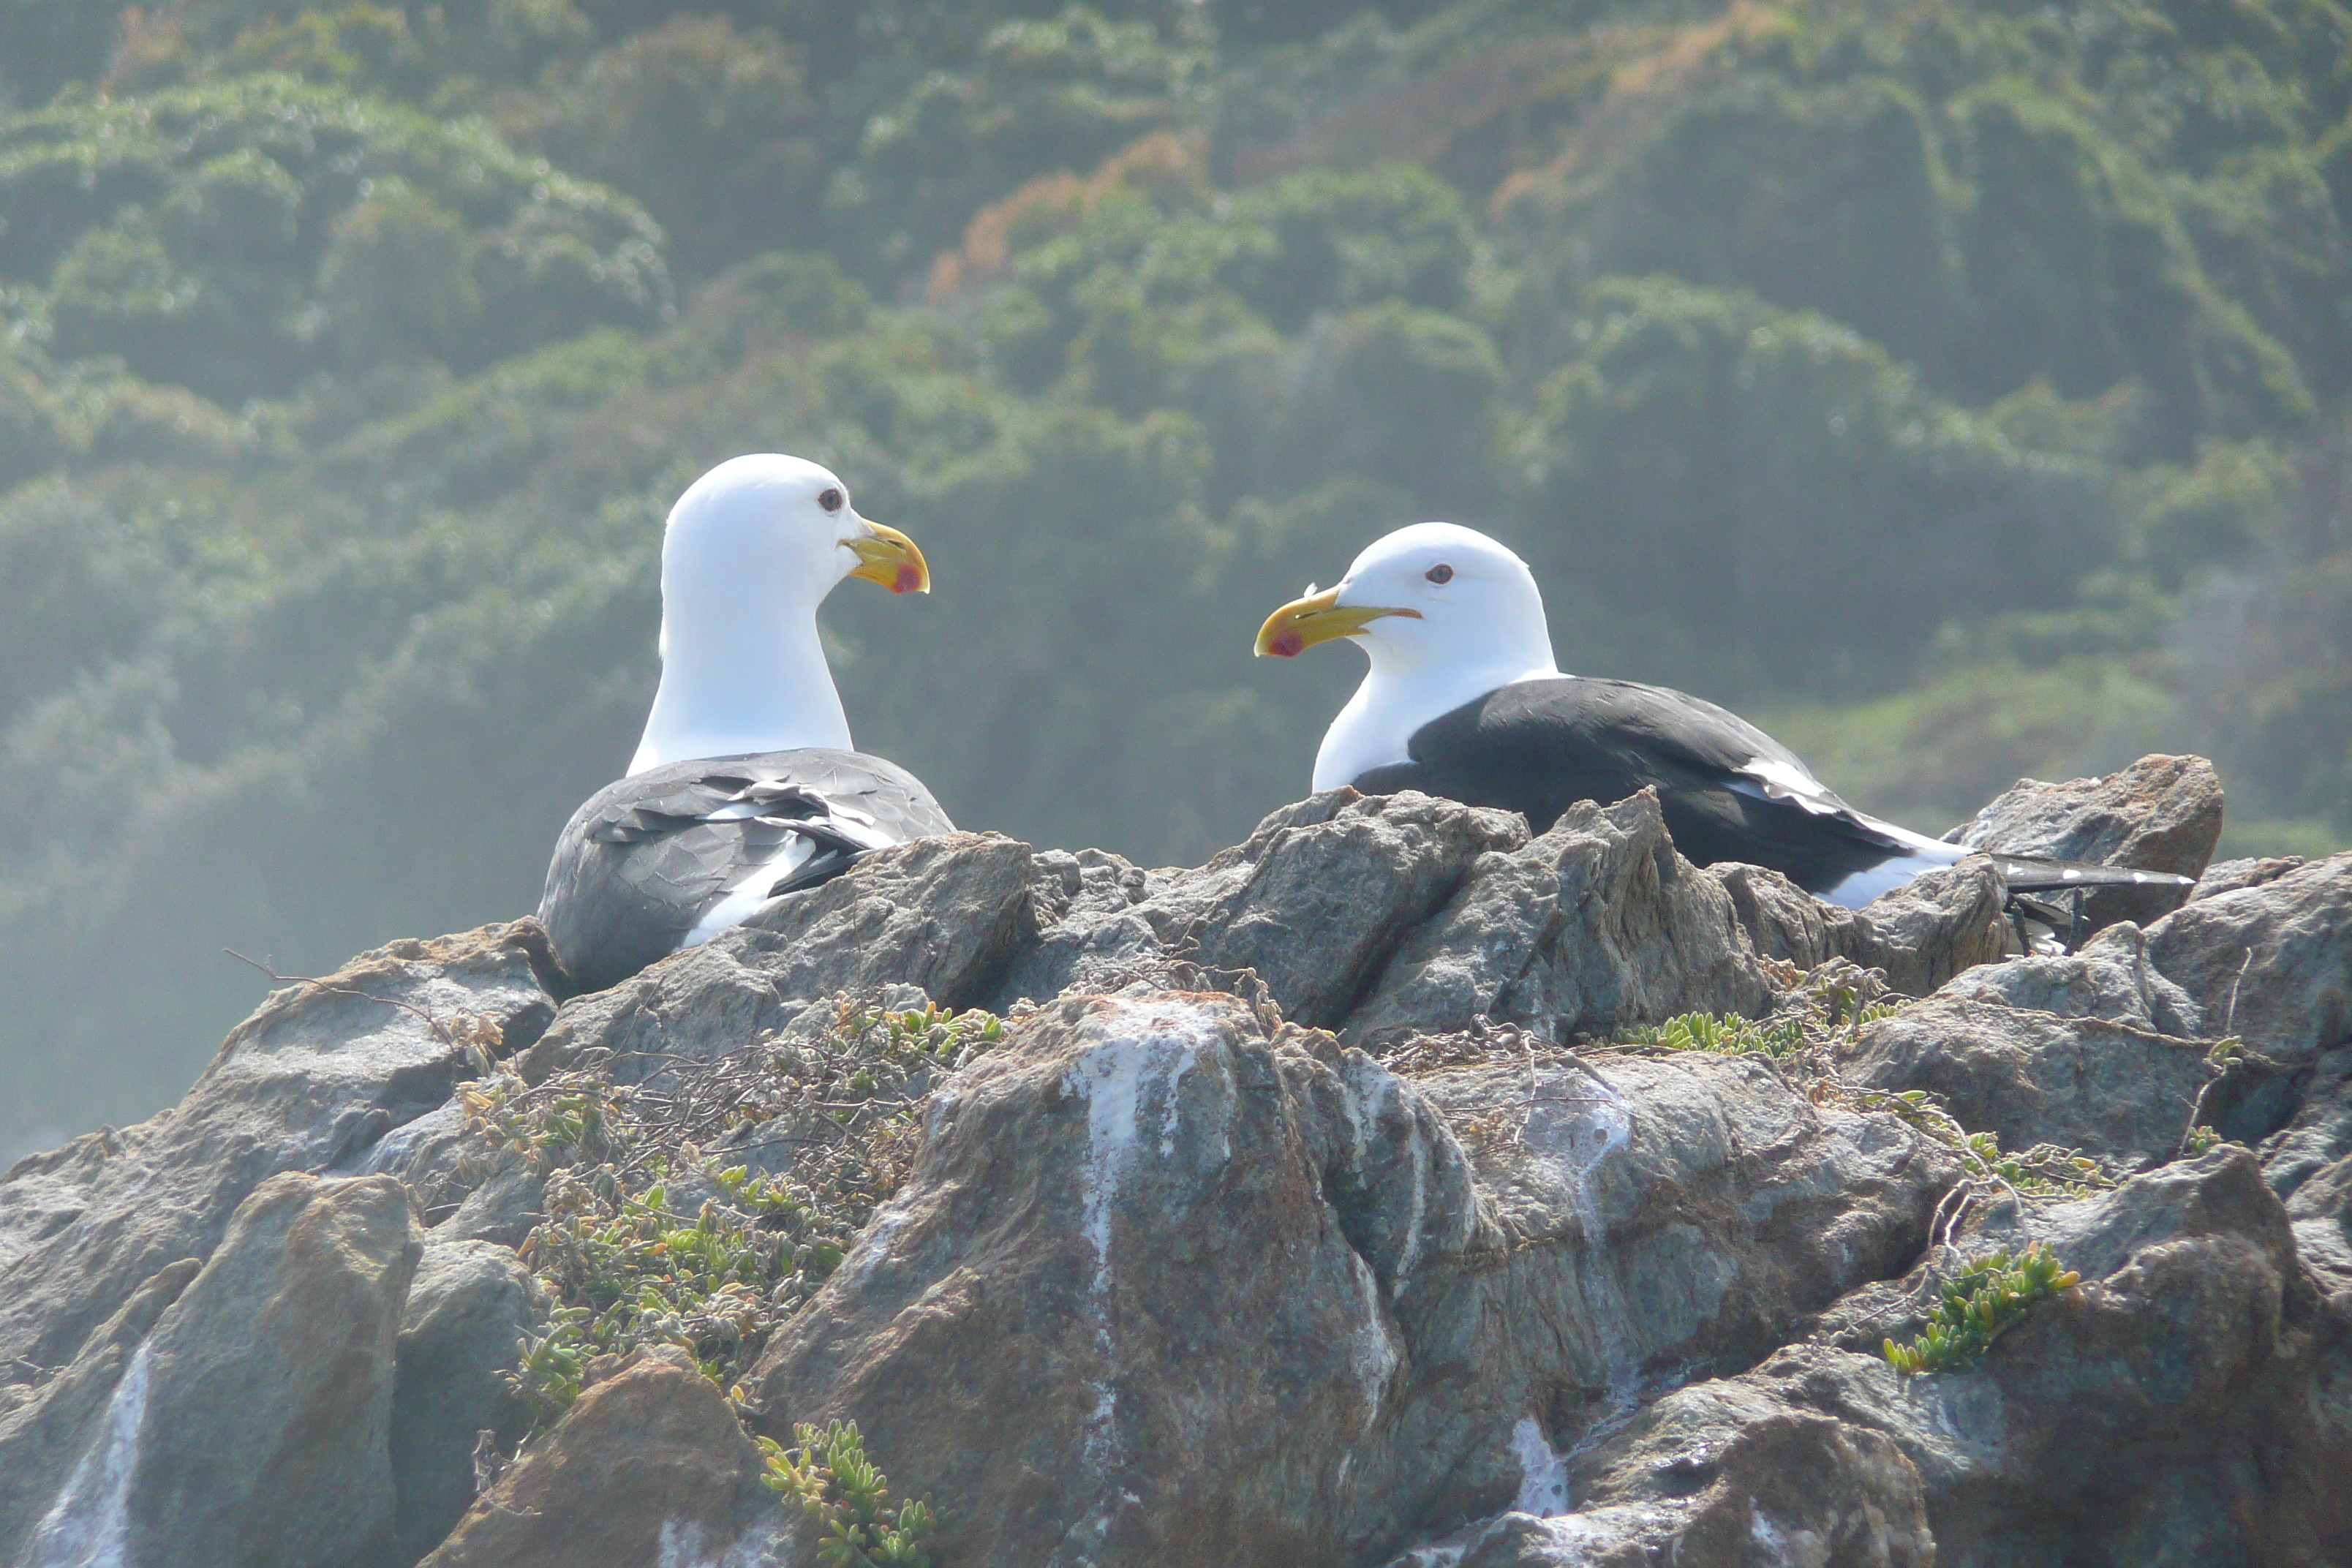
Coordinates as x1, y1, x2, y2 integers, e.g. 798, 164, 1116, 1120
3, 0, 2348, 1154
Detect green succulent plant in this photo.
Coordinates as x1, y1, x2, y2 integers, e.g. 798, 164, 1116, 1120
1883, 1241, 2082, 1375
760, 1420, 941, 1568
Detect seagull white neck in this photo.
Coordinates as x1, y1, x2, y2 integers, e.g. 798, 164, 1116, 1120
1312, 652, 1561, 791
630, 608, 850, 774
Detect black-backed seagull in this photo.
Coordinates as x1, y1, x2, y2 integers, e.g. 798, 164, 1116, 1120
1255, 522, 2191, 913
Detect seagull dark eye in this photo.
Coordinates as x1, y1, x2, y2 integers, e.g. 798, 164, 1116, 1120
1425, 563, 1455, 584
818, 487, 845, 513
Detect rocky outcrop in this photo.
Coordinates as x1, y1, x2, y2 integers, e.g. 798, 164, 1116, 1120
1006, 790, 1527, 1025
1937, 919, 2199, 1033
1832, 998, 2210, 1171
733, 831, 1041, 1010
421, 1346, 776, 1568
17, 1173, 421, 1568
746, 988, 1953, 1567
3, 758, 2349, 1568
2194, 854, 2309, 901
2141, 851, 2352, 1063
1433, 1390, 1936, 1567
1568, 1148, 2351, 1568
1344, 791, 1777, 1046
0, 1261, 200, 1568
390, 1240, 546, 1562
1711, 856, 2010, 997
750, 990, 1443, 1567
520, 831, 1038, 1085
0, 924, 554, 1378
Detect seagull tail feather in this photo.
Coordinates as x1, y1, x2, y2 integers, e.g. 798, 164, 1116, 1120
1988, 853, 2197, 894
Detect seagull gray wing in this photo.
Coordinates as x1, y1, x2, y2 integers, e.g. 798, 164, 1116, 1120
538, 747, 954, 992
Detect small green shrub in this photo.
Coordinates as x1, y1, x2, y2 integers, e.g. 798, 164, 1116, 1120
1883, 1241, 2081, 1374
1621, 960, 1902, 1061
1858, 1088, 2111, 1197
467, 999, 1005, 1421
2183, 1124, 2228, 1156
1629, 1010, 1812, 1059
760, 1420, 941, 1568
1617, 961, 2114, 1200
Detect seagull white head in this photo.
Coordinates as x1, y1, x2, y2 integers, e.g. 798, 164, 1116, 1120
629, 453, 928, 775
1256, 521, 1561, 791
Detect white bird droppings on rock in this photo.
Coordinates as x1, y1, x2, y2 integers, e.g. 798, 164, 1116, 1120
26, 1342, 150, 1568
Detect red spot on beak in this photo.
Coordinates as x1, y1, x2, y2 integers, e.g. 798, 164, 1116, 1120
892, 563, 922, 594
1268, 630, 1305, 658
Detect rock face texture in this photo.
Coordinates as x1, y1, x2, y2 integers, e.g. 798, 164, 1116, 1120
1594, 1147, 2351, 1568
389, 1240, 545, 1563
2141, 853, 2352, 1062
3, 764, 2348, 1568
1711, 856, 2011, 998
1004, 790, 1529, 1025
15, 1173, 421, 1568
745, 990, 1951, 1566
0, 924, 556, 1375
1344, 792, 1777, 1046
421, 1346, 777, 1568
1833, 998, 2210, 1172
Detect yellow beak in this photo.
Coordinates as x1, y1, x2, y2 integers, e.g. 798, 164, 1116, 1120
1255, 586, 1420, 657
845, 520, 930, 595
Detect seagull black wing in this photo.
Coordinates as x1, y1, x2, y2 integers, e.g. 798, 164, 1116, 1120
1350, 676, 1921, 897
538, 748, 954, 992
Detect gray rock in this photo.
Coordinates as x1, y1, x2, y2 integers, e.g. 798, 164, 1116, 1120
734, 829, 1039, 1008
2193, 855, 2307, 901
2292, 1213, 2352, 1297
998, 847, 1169, 1003
1849, 860, 2013, 989
345, 1102, 476, 1195
390, 1239, 545, 1565
745, 989, 1954, 1567
1452, 1147, 2346, 1568
11, 791, 2350, 1568
426, 1165, 545, 1250
1946, 753, 2223, 932
1404, 1047, 1958, 1474
1436, 1394, 1933, 1568
1833, 996, 2211, 1171
0, 1259, 199, 1567
1937, 920, 2200, 1035
2288, 1151, 2352, 1224
0, 924, 556, 1376
2258, 1047, 2352, 1202
1175, 791, 1528, 1026
747, 990, 1441, 1568
520, 832, 1038, 1082
2284, 1141, 2352, 1297
1344, 791, 1779, 1047
418, 1346, 777, 1568
992, 846, 1176, 1006
516, 940, 815, 1086
2144, 851, 2352, 1062
1714, 857, 2010, 997
1005, 791, 1527, 1026
1851, 1147, 2341, 1564
19, 1172, 422, 1568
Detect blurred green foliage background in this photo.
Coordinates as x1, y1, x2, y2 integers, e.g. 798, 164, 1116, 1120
2, 0, 2348, 1155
